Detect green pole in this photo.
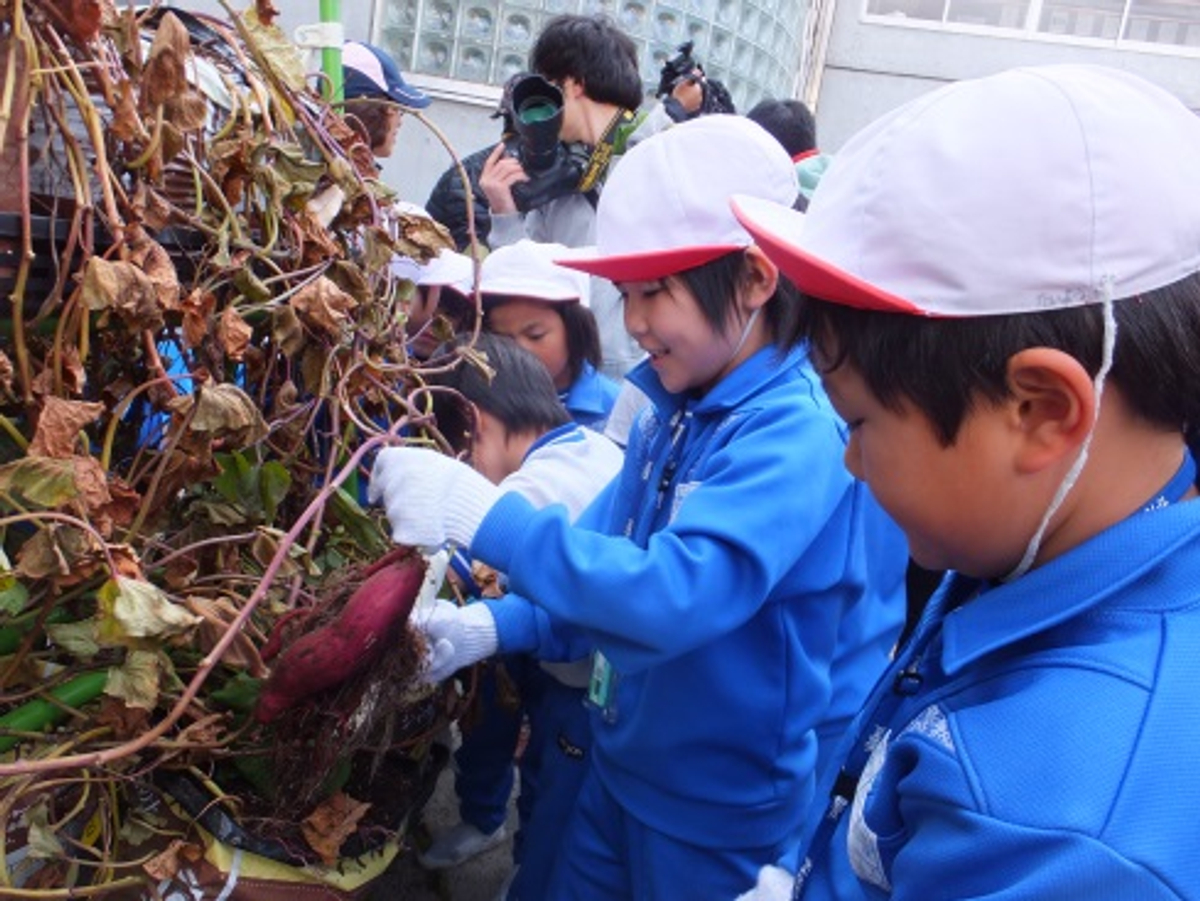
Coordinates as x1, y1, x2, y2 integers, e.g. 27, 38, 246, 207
320, 0, 343, 103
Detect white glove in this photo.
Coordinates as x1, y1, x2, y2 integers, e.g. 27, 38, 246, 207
415, 599, 499, 684
734, 866, 795, 901
368, 447, 501, 549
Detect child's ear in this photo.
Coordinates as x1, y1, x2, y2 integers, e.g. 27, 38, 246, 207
461, 400, 485, 455
1006, 348, 1096, 475
742, 246, 780, 311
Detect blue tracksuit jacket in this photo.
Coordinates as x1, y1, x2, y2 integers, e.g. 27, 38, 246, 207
475, 345, 908, 852
793, 459, 1200, 900
560, 361, 621, 433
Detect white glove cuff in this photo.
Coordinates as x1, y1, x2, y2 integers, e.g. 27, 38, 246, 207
444, 478, 501, 549
457, 601, 499, 661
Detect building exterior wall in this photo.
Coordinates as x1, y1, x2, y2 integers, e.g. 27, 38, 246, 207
376, 0, 810, 203
812, 1, 1200, 151
178, 3, 1199, 209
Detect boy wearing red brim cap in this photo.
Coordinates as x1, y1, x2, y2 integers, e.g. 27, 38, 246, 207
733, 64, 1200, 900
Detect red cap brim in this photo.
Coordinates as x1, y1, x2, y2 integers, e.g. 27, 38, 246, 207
731, 195, 925, 315
556, 244, 743, 283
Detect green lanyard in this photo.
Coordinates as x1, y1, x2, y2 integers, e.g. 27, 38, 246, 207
577, 108, 641, 193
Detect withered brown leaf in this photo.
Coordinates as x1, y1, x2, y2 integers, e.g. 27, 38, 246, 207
217, 305, 252, 362
141, 13, 191, 109
291, 276, 357, 337
181, 289, 216, 349
80, 257, 164, 332
29, 397, 106, 459
300, 792, 371, 865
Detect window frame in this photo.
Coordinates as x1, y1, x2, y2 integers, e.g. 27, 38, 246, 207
859, 0, 1200, 56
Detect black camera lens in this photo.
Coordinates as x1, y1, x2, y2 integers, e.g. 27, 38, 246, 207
517, 99, 559, 126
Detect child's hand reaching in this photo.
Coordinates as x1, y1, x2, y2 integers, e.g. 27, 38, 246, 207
368, 447, 500, 549
415, 599, 499, 684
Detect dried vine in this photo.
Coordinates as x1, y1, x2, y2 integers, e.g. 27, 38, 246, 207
0, 0, 479, 893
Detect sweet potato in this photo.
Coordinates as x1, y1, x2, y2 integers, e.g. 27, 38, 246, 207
254, 547, 427, 724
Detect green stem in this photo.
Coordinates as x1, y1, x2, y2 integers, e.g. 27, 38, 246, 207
0, 671, 108, 753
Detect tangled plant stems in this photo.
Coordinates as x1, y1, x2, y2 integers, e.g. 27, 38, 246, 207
0, 0, 484, 893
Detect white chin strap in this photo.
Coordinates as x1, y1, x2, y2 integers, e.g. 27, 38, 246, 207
1003, 281, 1117, 582
726, 306, 762, 365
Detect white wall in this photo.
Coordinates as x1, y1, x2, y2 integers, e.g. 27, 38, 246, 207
814, 8, 1200, 151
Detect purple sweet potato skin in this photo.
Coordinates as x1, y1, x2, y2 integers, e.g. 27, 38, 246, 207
254, 549, 427, 723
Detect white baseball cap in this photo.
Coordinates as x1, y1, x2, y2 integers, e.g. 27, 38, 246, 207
417, 249, 476, 294
732, 65, 1200, 317
480, 239, 590, 305
559, 114, 799, 282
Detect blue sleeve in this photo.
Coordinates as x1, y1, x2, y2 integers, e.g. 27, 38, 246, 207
472, 399, 853, 673
484, 593, 594, 662
573, 476, 619, 532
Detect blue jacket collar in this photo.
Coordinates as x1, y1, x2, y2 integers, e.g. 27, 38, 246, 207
523, 422, 581, 461
627, 345, 808, 420
938, 497, 1200, 675
561, 363, 614, 418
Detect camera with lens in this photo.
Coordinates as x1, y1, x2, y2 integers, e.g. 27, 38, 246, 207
501, 73, 584, 212
657, 40, 700, 99
656, 41, 736, 116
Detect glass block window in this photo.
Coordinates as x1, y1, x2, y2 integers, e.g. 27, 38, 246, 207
864, 0, 1200, 49
376, 0, 806, 111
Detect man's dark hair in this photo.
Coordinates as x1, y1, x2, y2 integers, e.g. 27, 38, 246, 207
482, 299, 603, 385
746, 98, 818, 158
428, 333, 571, 454
670, 250, 803, 351
796, 272, 1200, 446
530, 15, 644, 111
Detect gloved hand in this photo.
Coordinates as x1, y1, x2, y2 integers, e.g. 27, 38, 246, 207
734, 865, 795, 901
415, 599, 499, 684
368, 447, 501, 549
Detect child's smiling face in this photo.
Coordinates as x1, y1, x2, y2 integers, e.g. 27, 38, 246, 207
618, 277, 767, 396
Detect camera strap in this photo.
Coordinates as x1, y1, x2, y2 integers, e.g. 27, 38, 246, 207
578, 108, 640, 193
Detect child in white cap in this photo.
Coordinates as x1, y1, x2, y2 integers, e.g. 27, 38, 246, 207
370, 114, 908, 899
417, 332, 624, 890
417, 238, 621, 879
479, 238, 621, 433
732, 65, 1200, 900
401, 248, 477, 361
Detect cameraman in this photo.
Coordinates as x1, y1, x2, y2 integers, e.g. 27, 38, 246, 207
656, 40, 736, 122
424, 72, 535, 251
479, 14, 680, 380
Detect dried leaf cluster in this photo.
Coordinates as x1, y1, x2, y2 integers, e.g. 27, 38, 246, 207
0, 0, 473, 893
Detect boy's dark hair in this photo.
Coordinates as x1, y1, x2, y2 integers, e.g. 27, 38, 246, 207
429, 333, 571, 455
343, 99, 393, 154
797, 271, 1200, 446
746, 98, 818, 158
672, 250, 803, 351
483, 299, 603, 385
530, 15, 644, 111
